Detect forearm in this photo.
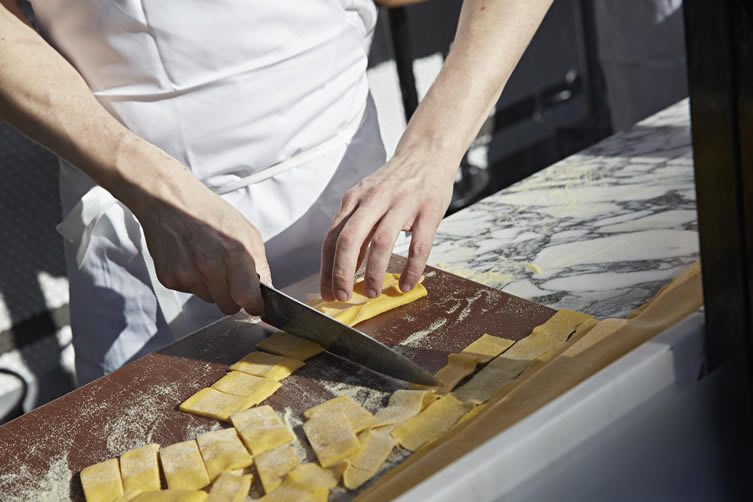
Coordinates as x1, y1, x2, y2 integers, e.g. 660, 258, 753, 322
395, 0, 553, 170
0, 5, 192, 215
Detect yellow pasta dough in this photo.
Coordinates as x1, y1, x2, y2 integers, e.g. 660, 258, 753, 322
503, 310, 592, 361
373, 389, 436, 428
210, 371, 282, 404
178, 387, 258, 421
257, 484, 326, 502
196, 428, 253, 481
120, 443, 160, 495
80, 458, 124, 502
343, 429, 396, 489
461, 334, 515, 363
453, 403, 487, 430
207, 472, 252, 502
390, 394, 472, 451
230, 405, 295, 455
159, 440, 210, 491
453, 310, 592, 404
130, 491, 208, 502
229, 352, 304, 381
254, 445, 300, 494
424, 353, 479, 394
303, 395, 377, 433
412, 335, 516, 395
303, 412, 361, 468
452, 357, 530, 404
313, 273, 427, 326
257, 332, 324, 361
285, 463, 339, 491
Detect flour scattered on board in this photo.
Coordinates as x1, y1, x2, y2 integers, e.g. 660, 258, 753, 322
104, 382, 182, 455
282, 407, 313, 463
399, 318, 448, 348
455, 289, 485, 324
182, 420, 223, 440
319, 379, 391, 413
0, 454, 71, 501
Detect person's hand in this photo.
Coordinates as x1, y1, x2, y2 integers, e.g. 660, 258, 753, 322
320, 148, 455, 301
133, 173, 271, 316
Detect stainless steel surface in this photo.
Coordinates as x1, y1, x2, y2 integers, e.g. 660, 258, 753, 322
259, 283, 437, 385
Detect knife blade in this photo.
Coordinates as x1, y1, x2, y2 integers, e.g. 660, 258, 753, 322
258, 282, 437, 386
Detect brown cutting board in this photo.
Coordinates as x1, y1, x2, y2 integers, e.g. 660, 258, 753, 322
0, 255, 554, 500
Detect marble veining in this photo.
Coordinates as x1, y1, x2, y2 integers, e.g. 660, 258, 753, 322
396, 99, 698, 319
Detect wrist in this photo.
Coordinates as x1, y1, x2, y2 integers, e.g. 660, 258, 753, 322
393, 133, 464, 184
105, 134, 196, 219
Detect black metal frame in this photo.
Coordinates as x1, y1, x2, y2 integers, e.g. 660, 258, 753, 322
684, 1, 753, 377
684, 1, 753, 493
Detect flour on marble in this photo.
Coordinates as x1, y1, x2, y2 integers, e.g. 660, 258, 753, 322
434, 262, 515, 287
524, 262, 543, 275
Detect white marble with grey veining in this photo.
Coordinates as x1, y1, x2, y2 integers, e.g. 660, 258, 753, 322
396, 99, 698, 319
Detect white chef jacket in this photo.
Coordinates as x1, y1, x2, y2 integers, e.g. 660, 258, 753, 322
29, 1, 386, 384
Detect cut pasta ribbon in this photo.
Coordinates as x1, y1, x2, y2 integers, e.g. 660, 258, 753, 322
313, 273, 427, 326
257, 332, 325, 361
390, 394, 472, 451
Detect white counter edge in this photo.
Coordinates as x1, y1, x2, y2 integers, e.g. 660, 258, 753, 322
396, 312, 705, 501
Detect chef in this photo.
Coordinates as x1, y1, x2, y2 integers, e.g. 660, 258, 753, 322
0, 0, 552, 384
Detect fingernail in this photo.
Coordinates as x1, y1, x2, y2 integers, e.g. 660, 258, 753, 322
336, 288, 349, 302
401, 282, 414, 292
366, 288, 379, 298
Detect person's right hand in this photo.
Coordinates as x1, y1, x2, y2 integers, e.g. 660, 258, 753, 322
130, 169, 271, 316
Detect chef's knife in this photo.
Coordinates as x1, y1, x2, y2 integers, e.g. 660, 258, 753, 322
258, 282, 437, 386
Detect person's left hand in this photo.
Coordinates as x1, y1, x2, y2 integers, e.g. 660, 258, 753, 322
320, 148, 456, 302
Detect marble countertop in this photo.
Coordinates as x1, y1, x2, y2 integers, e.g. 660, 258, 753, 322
397, 99, 698, 319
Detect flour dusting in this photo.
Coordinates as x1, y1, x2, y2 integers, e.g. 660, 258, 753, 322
456, 289, 485, 324
104, 382, 182, 455
0, 454, 71, 501
399, 318, 448, 348
182, 420, 223, 440
281, 407, 313, 463
435, 263, 515, 286
319, 380, 391, 414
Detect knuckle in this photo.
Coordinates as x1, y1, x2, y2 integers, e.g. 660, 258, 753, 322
341, 189, 358, 206
403, 265, 424, 284
410, 240, 431, 259
370, 232, 392, 252
338, 228, 358, 247
364, 269, 383, 286
365, 186, 385, 201
332, 267, 350, 283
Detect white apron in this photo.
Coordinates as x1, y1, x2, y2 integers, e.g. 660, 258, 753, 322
30, 1, 386, 384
